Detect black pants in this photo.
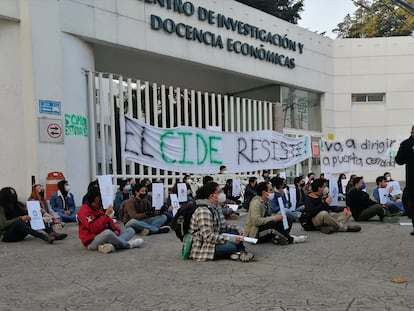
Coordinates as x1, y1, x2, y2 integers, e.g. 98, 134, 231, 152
2, 220, 46, 242
258, 220, 293, 243
402, 189, 414, 227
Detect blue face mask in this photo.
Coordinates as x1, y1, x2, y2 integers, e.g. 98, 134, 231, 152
360, 183, 366, 190
124, 184, 132, 191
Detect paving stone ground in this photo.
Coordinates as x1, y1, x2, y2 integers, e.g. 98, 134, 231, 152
1, 211, 414, 311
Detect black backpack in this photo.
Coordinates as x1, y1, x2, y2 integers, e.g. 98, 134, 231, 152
298, 211, 317, 231
172, 203, 210, 241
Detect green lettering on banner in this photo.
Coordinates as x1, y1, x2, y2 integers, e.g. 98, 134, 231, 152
209, 136, 223, 165
160, 131, 176, 163
178, 132, 194, 164
65, 114, 88, 137
196, 133, 208, 164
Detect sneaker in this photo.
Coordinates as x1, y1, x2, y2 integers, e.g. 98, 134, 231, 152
54, 232, 68, 240
230, 252, 241, 260
157, 226, 171, 234
140, 229, 150, 236
98, 243, 115, 254
43, 232, 56, 244
320, 226, 335, 234
346, 225, 361, 232
410, 231, 414, 236
292, 235, 307, 243
128, 238, 144, 248
272, 233, 289, 245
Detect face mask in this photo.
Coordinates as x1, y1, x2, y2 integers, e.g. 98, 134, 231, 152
360, 183, 366, 190
267, 192, 275, 201
39, 190, 45, 197
64, 185, 70, 192
386, 176, 391, 181
124, 184, 132, 191
217, 192, 226, 203
222, 170, 227, 174
139, 193, 147, 199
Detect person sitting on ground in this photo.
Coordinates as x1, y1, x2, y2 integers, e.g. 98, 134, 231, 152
50, 180, 77, 222
222, 179, 241, 205
345, 174, 357, 195
121, 183, 170, 236
304, 178, 360, 234
217, 191, 238, 220
270, 177, 300, 222
188, 182, 254, 262
372, 176, 405, 216
383, 171, 403, 201
242, 176, 258, 211
261, 170, 271, 183
77, 186, 143, 254
346, 176, 387, 221
0, 187, 58, 244
293, 176, 306, 212
245, 182, 307, 244
27, 184, 67, 240
303, 172, 315, 195
113, 179, 133, 219
183, 174, 195, 203
337, 173, 347, 201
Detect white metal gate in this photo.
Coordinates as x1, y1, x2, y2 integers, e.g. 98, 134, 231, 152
86, 70, 275, 190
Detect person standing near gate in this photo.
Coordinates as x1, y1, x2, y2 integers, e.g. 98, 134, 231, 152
395, 125, 414, 236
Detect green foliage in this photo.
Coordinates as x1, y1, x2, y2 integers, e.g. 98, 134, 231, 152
234, 0, 304, 24
333, 0, 414, 38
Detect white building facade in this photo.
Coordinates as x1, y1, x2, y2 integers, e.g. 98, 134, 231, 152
1, 0, 413, 199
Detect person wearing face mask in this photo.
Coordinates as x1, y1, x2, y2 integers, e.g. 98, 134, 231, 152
77, 186, 143, 254
293, 176, 306, 212
50, 180, 77, 223
188, 182, 253, 262
270, 177, 299, 223
337, 173, 347, 201
121, 183, 170, 235
304, 179, 360, 234
245, 182, 307, 244
113, 179, 133, 219
27, 184, 67, 240
217, 190, 238, 220
346, 177, 387, 222
395, 125, 414, 236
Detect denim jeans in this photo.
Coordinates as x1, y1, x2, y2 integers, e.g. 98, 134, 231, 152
125, 215, 167, 234
87, 228, 135, 250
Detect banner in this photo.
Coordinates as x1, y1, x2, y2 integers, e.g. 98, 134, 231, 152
320, 138, 401, 173
120, 115, 312, 174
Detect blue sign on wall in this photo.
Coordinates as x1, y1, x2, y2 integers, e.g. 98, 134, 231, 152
39, 100, 61, 115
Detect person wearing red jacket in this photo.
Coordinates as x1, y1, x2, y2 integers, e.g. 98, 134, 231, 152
78, 186, 143, 254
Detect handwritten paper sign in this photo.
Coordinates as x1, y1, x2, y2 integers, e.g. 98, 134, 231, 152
232, 179, 241, 197
170, 194, 180, 217
277, 197, 289, 230
152, 183, 164, 210
177, 183, 188, 202
320, 138, 400, 173
26, 201, 45, 230
120, 115, 311, 174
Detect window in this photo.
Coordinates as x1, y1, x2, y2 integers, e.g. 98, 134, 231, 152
352, 93, 385, 104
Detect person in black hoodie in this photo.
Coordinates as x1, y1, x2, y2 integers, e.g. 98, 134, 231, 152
304, 179, 360, 233
395, 125, 414, 235
346, 176, 386, 221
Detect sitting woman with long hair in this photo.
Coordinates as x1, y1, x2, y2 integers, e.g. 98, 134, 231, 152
0, 187, 57, 243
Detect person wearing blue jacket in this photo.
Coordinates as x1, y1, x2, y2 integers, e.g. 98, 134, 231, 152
50, 180, 77, 222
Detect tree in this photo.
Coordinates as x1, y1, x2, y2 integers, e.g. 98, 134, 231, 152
234, 0, 304, 24
333, 0, 414, 38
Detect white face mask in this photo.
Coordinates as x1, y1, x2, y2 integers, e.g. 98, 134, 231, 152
386, 176, 391, 181
64, 185, 70, 192
267, 192, 275, 201
217, 192, 227, 203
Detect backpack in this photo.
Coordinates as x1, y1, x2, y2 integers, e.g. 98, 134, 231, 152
172, 203, 210, 241
298, 211, 317, 231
